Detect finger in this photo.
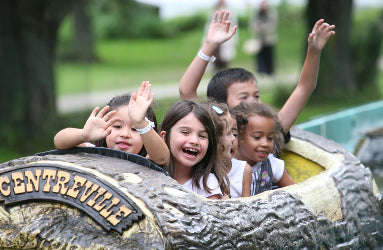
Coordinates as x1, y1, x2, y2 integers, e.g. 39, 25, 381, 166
223, 10, 230, 22
103, 110, 117, 121
90, 106, 100, 118
218, 10, 225, 23
313, 19, 324, 32
97, 106, 110, 118
225, 20, 232, 31
212, 11, 219, 24
229, 25, 238, 37
143, 81, 151, 100
137, 81, 145, 96
106, 116, 119, 127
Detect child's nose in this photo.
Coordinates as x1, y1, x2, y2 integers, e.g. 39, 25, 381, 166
121, 128, 131, 137
189, 134, 200, 145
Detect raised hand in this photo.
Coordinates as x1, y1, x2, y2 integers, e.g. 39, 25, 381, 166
82, 105, 118, 142
308, 19, 336, 52
206, 10, 238, 47
128, 81, 154, 128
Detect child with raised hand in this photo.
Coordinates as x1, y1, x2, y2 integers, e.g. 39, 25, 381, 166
231, 102, 295, 195
205, 101, 252, 198
179, 13, 335, 141
54, 81, 170, 167
159, 100, 227, 199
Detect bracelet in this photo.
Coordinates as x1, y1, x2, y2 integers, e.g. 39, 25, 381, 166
198, 50, 216, 62
136, 117, 155, 134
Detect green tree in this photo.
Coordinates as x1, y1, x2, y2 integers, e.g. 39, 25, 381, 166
0, 0, 74, 151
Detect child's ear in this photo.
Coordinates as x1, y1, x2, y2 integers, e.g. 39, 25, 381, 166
160, 131, 166, 141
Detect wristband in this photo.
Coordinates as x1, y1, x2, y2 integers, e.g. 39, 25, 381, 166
136, 117, 155, 134
198, 50, 216, 62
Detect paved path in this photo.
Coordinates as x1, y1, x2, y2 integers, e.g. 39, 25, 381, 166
57, 74, 299, 114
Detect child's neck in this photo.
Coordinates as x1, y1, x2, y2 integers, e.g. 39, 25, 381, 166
173, 164, 193, 185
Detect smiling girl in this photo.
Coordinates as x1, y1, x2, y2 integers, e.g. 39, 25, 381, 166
159, 100, 224, 199
231, 102, 295, 195
53, 81, 170, 167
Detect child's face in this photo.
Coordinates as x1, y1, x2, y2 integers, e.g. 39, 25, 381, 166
237, 115, 275, 166
231, 117, 238, 157
106, 105, 144, 154
168, 113, 209, 170
226, 79, 260, 107
219, 113, 234, 160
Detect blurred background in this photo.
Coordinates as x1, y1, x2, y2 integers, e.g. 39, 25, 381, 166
0, 0, 382, 169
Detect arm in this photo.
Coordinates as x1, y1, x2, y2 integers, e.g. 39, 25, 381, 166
278, 19, 335, 133
128, 81, 170, 167
275, 169, 295, 187
179, 10, 237, 100
241, 163, 252, 197
54, 106, 118, 149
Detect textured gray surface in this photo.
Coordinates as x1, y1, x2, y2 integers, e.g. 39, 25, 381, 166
0, 127, 382, 249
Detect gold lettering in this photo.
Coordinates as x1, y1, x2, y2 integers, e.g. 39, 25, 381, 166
79, 181, 99, 202
67, 175, 86, 199
93, 192, 113, 211
52, 171, 70, 194
42, 169, 57, 192
0, 175, 11, 196
87, 187, 106, 207
100, 197, 120, 218
11, 172, 25, 194
25, 169, 41, 192
107, 204, 132, 226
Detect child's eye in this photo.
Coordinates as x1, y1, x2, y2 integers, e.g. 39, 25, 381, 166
113, 125, 122, 129
131, 128, 137, 132
233, 133, 238, 138
253, 136, 260, 140
181, 130, 189, 135
199, 133, 208, 139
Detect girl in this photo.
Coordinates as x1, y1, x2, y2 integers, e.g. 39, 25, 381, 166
159, 100, 224, 199
205, 101, 252, 198
231, 102, 295, 195
54, 81, 170, 167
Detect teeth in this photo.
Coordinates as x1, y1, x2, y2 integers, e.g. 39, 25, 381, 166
185, 148, 197, 153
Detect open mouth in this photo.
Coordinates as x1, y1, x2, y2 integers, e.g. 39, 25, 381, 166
182, 148, 198, 158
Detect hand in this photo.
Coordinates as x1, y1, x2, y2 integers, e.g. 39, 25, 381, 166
206, 10, 238, 47
82, 106, 119, 142
128, 81, 154, 128
308, 19, 336, 52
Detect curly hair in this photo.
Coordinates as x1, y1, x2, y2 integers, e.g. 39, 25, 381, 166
230, 102, 284, 154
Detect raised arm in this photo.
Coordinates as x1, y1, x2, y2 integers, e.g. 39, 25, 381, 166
179, 10, 237, 100
54, 106, 118, 149
278, 19, 335, 133
128, 81, 170, 167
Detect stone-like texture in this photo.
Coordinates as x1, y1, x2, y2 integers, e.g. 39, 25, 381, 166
0, 127, 381, 249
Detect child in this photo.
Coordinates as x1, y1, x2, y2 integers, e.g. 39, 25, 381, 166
179, 10, 335, 141
159, 100, 226, 199
231, 102, 295, 195
54, 81, 170, 167
204, 101, 252, 198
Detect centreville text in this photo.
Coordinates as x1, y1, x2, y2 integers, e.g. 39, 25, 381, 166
0, 165, 143, 233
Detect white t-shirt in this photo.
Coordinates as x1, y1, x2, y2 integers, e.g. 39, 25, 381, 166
252, 154, 284, 183
183, 173, 222, 198
228, 158, 247, 198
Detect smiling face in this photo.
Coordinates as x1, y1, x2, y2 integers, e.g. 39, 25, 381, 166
226, 79, 260, 107
167, 113, 209, 171
236, 115, 275, 166
105, 105, 144, 154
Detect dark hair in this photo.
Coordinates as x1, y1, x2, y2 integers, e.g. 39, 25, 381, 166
203, 101, 231, 196
95, 93, 158, 157
159, 100, 217, 193
207, 68, 257, 103
231, 102, 283, 154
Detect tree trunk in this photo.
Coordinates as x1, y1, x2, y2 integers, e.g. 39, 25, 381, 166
71, 0, 97, 61
306, 0, 354, 100
0, 0, 73, 150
